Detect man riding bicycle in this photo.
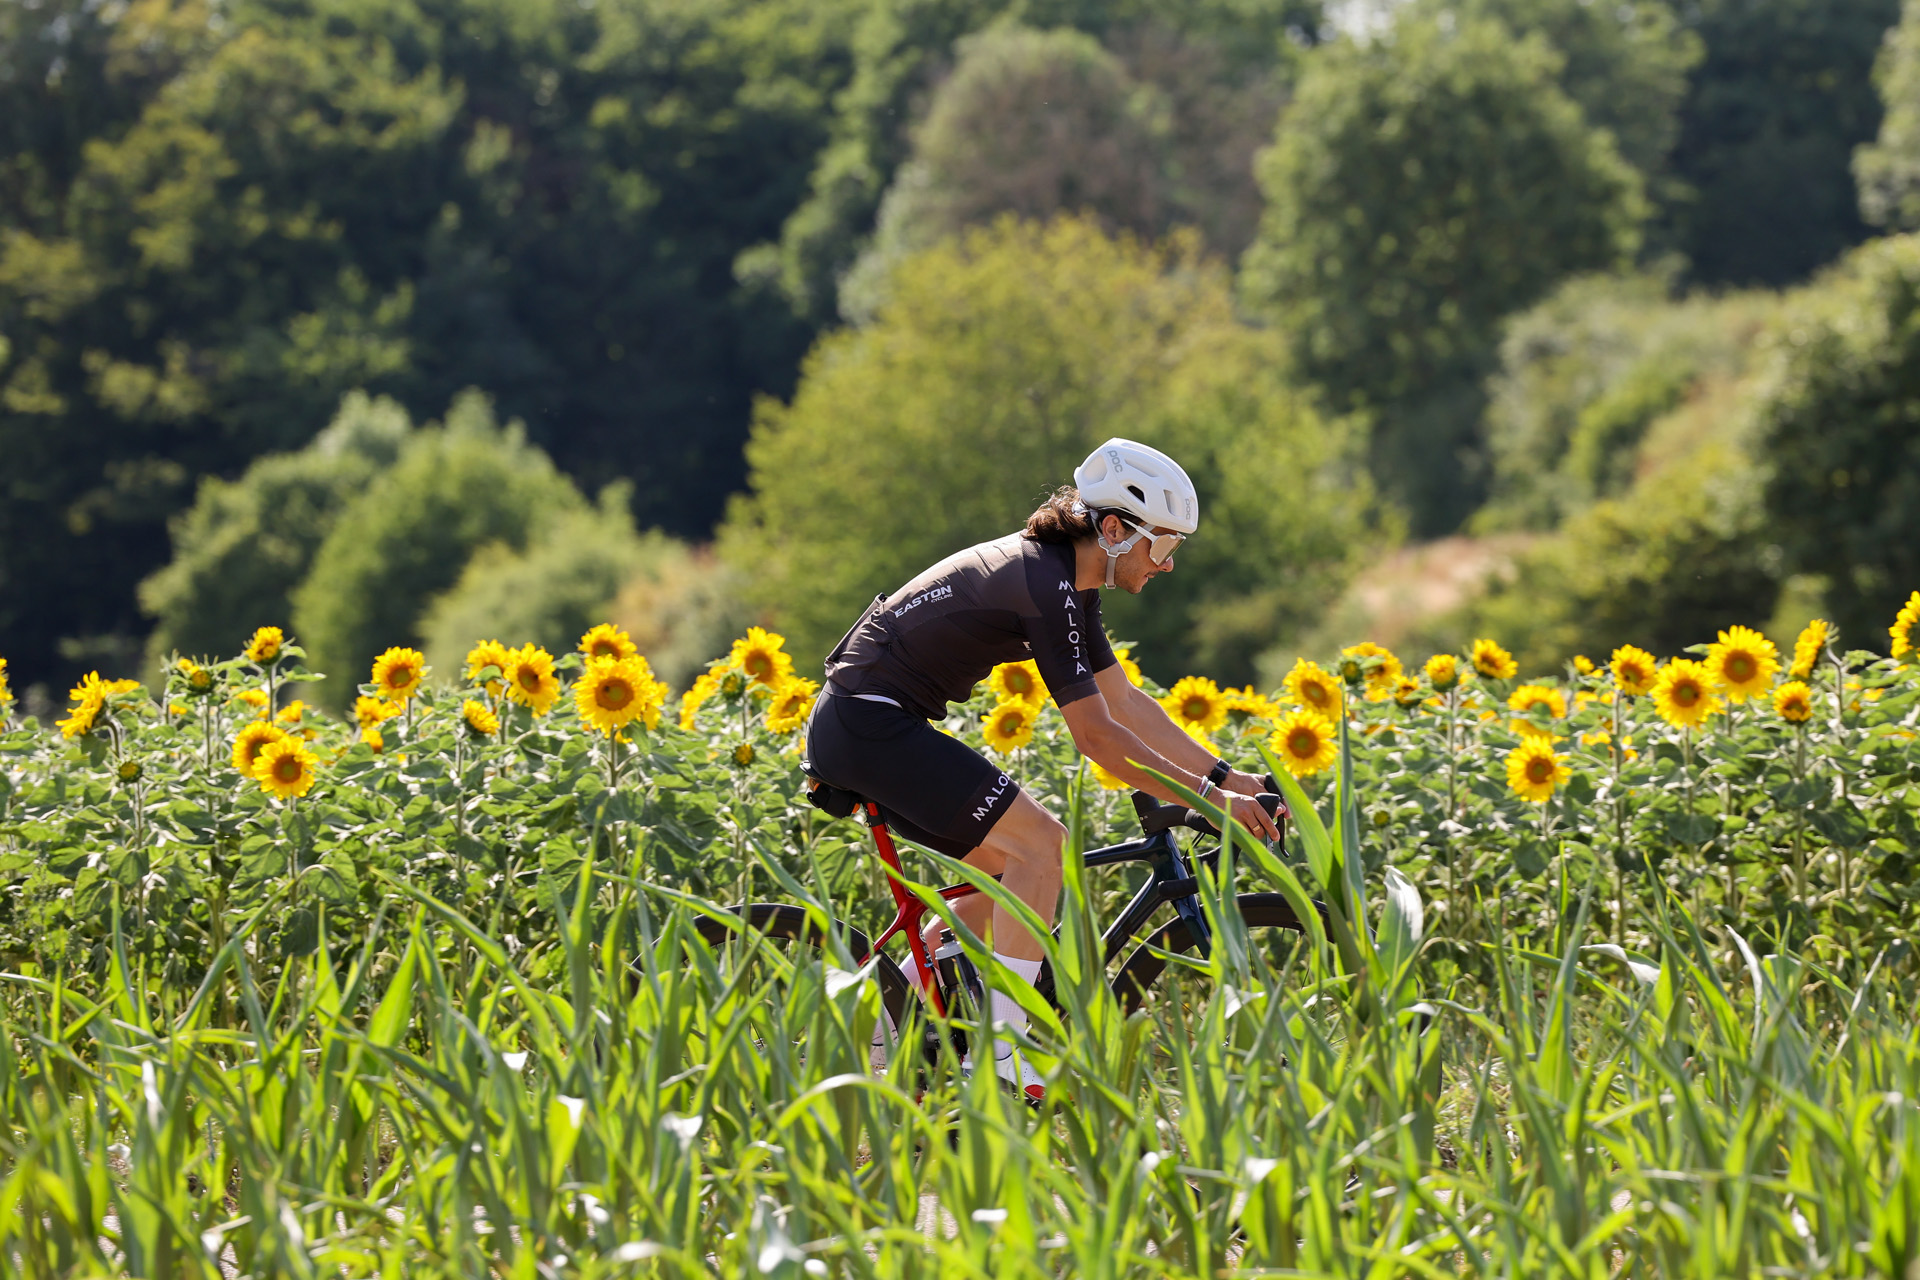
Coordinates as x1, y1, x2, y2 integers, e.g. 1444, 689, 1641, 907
803, 438, 1284, 1100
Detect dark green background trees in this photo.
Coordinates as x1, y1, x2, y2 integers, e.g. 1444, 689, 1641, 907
3, 0, 1915, 695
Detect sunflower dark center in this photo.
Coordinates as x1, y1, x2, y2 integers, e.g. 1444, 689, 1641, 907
1726, 653, 1756, 681
1526, 758, 1553, 784
273, 756, 301, 782
1288, 728, 1319, 757
598, 679, 633, 710
1674, 682, 1699, 707
1182, 697, 1210, 719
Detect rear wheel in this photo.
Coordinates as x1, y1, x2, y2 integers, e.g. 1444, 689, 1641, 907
688, 904, 921, 1063
1109, 893, 1312, 1014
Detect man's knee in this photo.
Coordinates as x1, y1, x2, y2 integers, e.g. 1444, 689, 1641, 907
995, 803, 1066, 871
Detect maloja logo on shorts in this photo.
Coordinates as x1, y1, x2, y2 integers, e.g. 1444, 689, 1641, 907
972, 773, 1013, 822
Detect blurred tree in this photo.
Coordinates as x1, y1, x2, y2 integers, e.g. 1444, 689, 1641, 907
138, 392, 411, 668
1240, 16, 1644, 536
1418, 0, 1701, 178
1857, 0, 1920, 230
292, 392, 587, 703
1758, 232, 1920, 651
1666, 0, 1898, 286
1463, 440, 1780, 674
0, 0, 866, 691
752, 0, 1325, 326
416, 492, 660, 685
720, 215, 1379, 684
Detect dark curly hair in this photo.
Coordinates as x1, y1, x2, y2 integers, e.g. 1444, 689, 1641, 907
1023, 485, 1101, 544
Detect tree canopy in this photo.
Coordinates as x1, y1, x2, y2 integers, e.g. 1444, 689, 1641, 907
1240, 15, 1644, 536
720, 215, 1379, 684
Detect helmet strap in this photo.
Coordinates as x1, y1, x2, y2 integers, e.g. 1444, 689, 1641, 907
1094, 514, 1144, 590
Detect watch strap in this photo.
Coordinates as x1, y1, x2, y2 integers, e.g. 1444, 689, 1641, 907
1206, 758, 1232, 786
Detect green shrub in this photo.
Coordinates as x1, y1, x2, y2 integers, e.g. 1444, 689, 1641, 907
292, 391, 587, 702
1757, 232, 1920, 649
416, 490, 666, 684
721, 215, 1379, 685
138, 391, 410, 668
1463, 440, 1780, 672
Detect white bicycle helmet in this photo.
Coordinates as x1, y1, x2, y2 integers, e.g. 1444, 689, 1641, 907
1072, 439, 1199, 587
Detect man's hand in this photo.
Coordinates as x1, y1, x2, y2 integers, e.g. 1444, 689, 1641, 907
1226, 792, 1282, 843
1223, 768, 1266, 798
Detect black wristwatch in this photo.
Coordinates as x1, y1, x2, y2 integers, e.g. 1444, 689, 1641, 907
1206, 758, 1232, 787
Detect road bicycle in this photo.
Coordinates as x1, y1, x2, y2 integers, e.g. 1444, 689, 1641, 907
689, 777, 1321, 1069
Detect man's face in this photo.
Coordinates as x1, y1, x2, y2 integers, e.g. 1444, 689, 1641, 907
1105, 515, 1179, 594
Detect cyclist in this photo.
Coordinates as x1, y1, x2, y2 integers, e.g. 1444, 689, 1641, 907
803, 438, 1284, 1100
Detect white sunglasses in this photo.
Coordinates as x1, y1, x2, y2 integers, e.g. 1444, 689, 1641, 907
1108, 514, 1187, 564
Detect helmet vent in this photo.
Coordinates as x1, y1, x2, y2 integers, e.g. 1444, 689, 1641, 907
1125, 484, 1146, 504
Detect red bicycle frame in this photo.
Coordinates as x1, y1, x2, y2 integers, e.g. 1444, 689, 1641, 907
858, 802, 980, 1019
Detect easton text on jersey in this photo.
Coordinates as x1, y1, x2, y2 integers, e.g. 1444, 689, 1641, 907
892, 584, 954, 619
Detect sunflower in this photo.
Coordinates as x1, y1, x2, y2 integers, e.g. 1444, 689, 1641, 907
1283, 658, 1343, 717
254, 736, 319, 800
176, 657, 214, 696
1894, 592, 1920, 659
371, 647, 427, 703
1270, 707, 1338, 778
1705, 625, 1779, 702
58, 672, 112, 739
1506, 738, 1569, 803
1112, 646, 1145, 687
276, 700, 304, 725
989, 660, 1048, 706
766, 677, 818, 734
579, 623, 639, 663
233, 721, 290, 775
1471, 638, 1517, 680
244, 626, 285, 665
117, 759, 142, 783
1790, 619, 1831, 679
1089, 758, 1132, 791
732, 742, 755, 767
1573, 654, 1595, 676
1341, 642, 1403, 702
1392, 676, 1424, 709
0, 657, 11, 710
354, 695, 400, 731
1162, 675, 1230, 735
1651, 658, 1720, 729
573, 655, 661, 735
1609, 645, 1658, 696
982, 699, 1037, 754
1423, 653, 1460, 692
1507, 684, 1567, 739
505, 645, 560, 715
362, 726, 385, 753
463, 699, 499, 736
1225, 686, 1283, 734
679, 671, 722, 730
1773, 680, 1814, 724
466, 639, 512, 695
233, 688, 269, 717
728, 627, 795, 688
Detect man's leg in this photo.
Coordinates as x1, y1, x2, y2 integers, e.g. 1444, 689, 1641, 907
970, 790, 1067, 960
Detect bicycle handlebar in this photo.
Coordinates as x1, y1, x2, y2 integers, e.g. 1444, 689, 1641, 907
1130, 789, 1287, 840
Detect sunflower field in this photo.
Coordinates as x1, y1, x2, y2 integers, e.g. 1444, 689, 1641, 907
6, 604, 1920, 1275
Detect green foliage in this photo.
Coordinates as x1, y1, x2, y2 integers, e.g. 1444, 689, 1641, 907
1465, 441, 1781, 673
1419, 0, 1702, 176
1858, 0, 1920, 230
0, 0, 868, 690
293, 392, 588, 702
1477, 272, 1782, 530
417, 495, 669, 684
757, 0, 1325, 324
721, 215, 1377, 683
1758, 232, 1920, 650
1240, 15, 1645, 535
138, 392, 412, 669
1667, 0, 1899, 285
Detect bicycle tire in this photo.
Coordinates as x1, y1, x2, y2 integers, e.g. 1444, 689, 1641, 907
689, 904, 919, 1052
1110, 892, 1309, 1014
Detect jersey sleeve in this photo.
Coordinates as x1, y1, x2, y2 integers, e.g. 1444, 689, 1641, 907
1021, 547, 1110, 707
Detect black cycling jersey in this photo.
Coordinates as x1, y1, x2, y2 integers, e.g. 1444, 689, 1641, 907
822, 533, 1118, 720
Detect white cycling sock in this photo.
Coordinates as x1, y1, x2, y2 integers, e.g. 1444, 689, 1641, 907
988, 952, 1045, 1056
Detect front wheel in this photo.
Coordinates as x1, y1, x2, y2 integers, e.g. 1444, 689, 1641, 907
1109, 893, 1312, 1014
